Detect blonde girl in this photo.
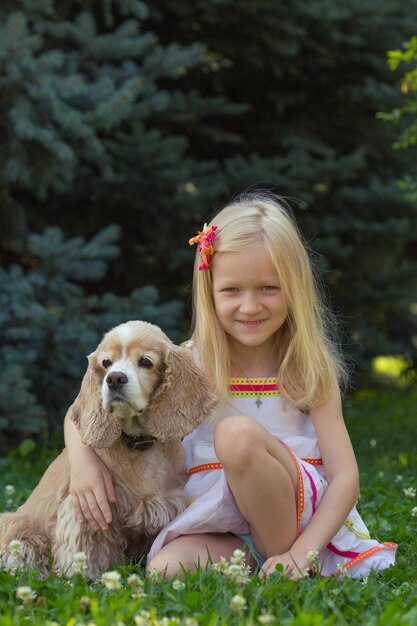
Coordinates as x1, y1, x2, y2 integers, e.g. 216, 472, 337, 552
65, 193, 397, 579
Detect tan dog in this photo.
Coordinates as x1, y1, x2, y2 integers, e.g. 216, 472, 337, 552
0, 321, 215, 578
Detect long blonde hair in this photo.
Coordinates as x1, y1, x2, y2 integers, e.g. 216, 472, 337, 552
190, 193, 348, 410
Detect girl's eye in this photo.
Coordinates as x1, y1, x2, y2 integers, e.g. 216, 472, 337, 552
262, 285, 279, 291
138, 356, 154, 369
223, 287, 238, 292
102, 359, 113, 369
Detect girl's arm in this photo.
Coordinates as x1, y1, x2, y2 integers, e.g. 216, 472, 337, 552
261, 383, 360, 578
64, 413, 116, 531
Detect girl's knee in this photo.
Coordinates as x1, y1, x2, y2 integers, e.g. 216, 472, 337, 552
147, 553, 182, 579
214, 415, 261, 469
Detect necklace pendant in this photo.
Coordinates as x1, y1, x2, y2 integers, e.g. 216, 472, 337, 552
255, 397, 263, 408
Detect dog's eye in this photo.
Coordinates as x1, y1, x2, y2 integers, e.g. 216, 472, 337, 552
138, 356, 154, 369
102, 359, 113, 369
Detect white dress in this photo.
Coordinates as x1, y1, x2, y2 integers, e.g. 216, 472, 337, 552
147, 376, 397, 578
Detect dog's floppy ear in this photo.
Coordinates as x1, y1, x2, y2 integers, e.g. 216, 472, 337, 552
145, 345, 217, 441
66, 352, 122, 448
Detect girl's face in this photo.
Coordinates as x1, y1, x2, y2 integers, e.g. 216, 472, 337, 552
211, 247, 287, 360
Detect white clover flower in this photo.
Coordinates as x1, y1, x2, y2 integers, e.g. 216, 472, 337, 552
134, 610, 151, 626
395, 475, 403, 482
101, 570, 122, 590
5, 485, 15, 496
147, 567, 162, 583
172, 579, 185, 591
306, 549, 319, 563
212, 551, 251, 584
184, 619, 199, 626
361, 577, 369, 585
7, 539, 24, 572
9, 540, 24, 556
16, 585, 36, 604
230, 548, 246, 565
336, 562, 347, 573
411, 507, 417, 517
128, 573, 145, 593
73, 551, 88, 574
127, 573, 146, 599
258, 614, 275, 624
230, 594, 247, 613
127, 573, 143, 587
157, 618, 179, 626
224, 563, 251, 585
370, 439, 377, 448
211, 556, 228, 572
403, 487, 416, 498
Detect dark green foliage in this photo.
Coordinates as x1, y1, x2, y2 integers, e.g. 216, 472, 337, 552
0, 225, 182, 446
1, 0, 417, 423
145, 0, 417, 377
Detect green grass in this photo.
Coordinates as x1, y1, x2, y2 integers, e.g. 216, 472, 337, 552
1, 387, 417, 625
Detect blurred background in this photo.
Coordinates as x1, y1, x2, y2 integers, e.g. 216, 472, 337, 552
1, 0, 417, 449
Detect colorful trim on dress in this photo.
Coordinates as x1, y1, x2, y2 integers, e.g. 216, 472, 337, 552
333, 542, 397, 576
228, 378, 280, 398
188, 458, 323, 475
278, 438, 304, 536
343, 518, 371, 539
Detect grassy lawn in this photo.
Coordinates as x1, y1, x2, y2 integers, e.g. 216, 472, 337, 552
0, 387, 416, 625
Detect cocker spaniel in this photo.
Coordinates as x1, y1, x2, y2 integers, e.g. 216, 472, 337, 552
0, 321, 215, 578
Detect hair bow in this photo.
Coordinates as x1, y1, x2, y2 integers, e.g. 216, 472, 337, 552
189, 224, 218, 271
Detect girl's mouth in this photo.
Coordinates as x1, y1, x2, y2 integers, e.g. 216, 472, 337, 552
237, 320, 266, 328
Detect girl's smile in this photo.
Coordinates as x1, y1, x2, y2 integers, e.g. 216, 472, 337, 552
237, 319, 267, 328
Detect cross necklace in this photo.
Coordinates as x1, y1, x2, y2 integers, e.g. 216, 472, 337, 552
233, 359, 276, 409
239, 374, 269, 409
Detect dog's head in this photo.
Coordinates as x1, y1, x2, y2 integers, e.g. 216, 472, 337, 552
67, 321, 216, 448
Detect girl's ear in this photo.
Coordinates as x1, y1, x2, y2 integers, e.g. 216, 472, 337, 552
66, 352, 122, 448
145, 346, 217, 441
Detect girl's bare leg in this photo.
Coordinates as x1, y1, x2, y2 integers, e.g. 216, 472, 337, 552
147, 532, 256, 578
214, 416, 298, 558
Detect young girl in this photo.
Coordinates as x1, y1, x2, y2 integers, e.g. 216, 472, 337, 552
65, 194, 397, 579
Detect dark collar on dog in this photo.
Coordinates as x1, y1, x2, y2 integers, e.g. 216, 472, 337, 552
122, 432, 157, 451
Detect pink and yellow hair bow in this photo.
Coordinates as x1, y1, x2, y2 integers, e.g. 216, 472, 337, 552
189, 223, 218, 271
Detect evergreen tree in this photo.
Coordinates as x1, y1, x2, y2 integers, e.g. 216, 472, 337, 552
2, 0, 417, 386
0, 225, 182, 448
0, 0, 239, 255
145, 0, 417, 377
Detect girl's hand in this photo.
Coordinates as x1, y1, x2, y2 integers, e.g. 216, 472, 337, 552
69, 447, 116, 531
259, 551, 310, 580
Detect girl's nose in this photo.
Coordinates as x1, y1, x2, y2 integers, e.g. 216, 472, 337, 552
239, 293, 262, 314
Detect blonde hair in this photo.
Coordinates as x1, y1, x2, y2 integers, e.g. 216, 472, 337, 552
190, 193, 348, 410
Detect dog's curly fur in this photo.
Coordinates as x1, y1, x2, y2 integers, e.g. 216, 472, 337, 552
0, 321, 216, 578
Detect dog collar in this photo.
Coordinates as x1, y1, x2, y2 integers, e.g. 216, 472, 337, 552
122, 433, 157, 451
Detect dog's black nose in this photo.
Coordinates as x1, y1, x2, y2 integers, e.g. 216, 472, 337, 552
106, 371, 128, 390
